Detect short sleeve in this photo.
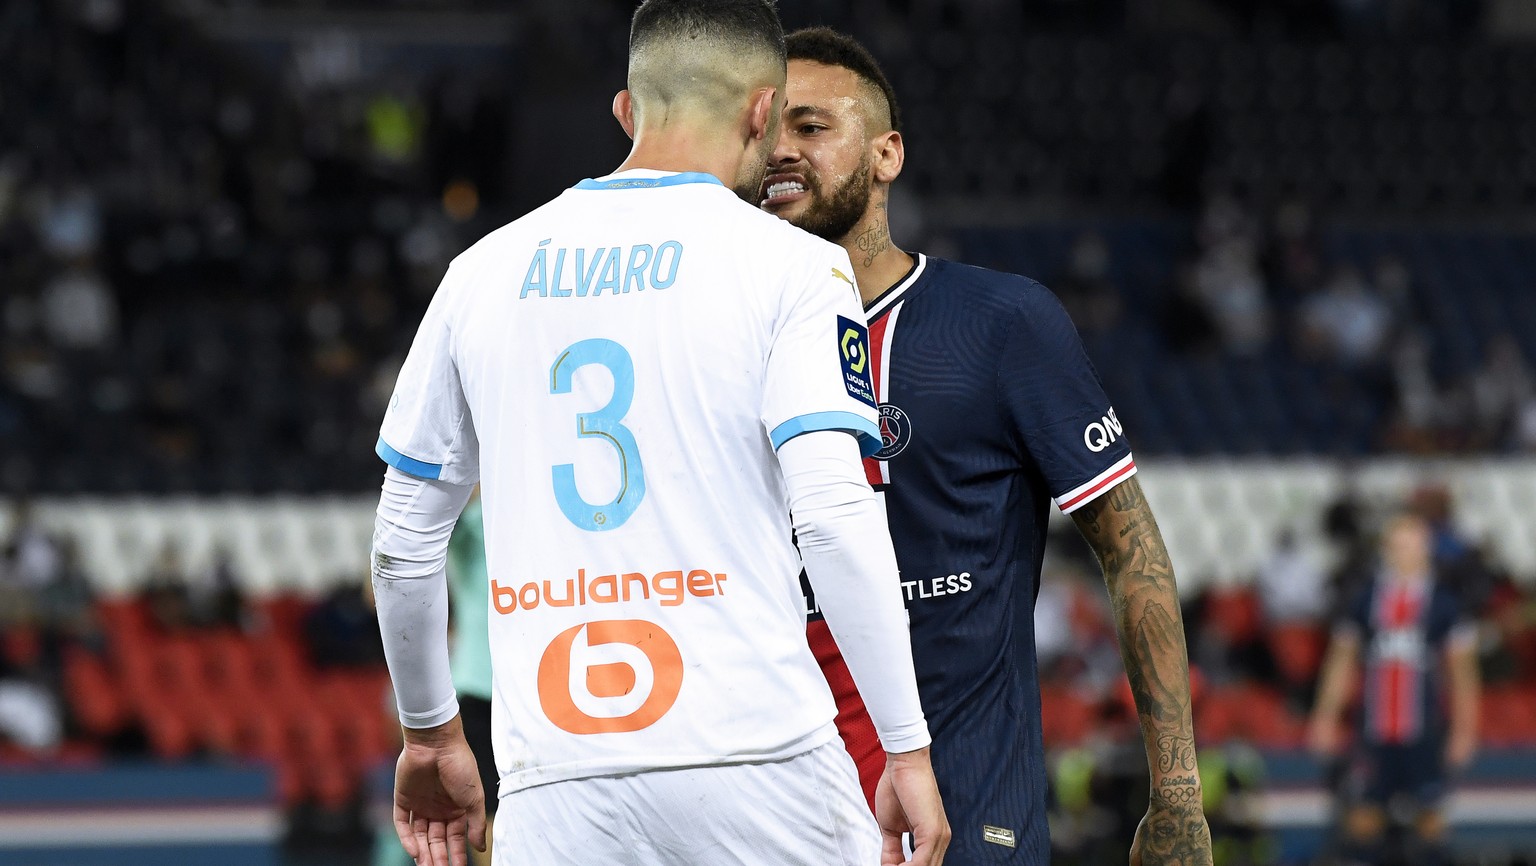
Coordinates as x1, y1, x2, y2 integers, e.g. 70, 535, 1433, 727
761, 246, 881, 458
999, 284, 1134, 513
1431, 587, 1477, 650
377, 273, 480, 485
1333, 585, 1372, 639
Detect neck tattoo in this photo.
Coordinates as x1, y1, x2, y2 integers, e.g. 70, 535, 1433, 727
854, 200, 891, 268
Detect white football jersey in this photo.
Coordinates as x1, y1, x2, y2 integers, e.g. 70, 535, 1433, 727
378, 170, 882, 795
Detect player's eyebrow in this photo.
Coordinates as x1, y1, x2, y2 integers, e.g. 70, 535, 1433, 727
785, 104, 833, 122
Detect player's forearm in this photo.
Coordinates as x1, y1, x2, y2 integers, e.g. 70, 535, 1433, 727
1311, 642, 1358, 726
779, 432, 931, 753
1109, 573, 1199, 785
1072, 480, 1199, 790
1448, 646, 1481, 745
372, 466, 474, 728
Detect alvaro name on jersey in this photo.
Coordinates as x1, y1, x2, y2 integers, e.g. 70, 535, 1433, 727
804, 254, 1135, 864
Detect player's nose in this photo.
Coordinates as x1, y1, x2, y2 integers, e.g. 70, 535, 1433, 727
768, 133, 800, 168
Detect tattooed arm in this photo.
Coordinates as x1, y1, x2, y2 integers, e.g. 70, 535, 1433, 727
1071, 477, 1212, 866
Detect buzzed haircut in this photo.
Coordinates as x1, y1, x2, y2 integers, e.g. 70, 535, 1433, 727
630, 0, 785, 65
785, 27, 902, 133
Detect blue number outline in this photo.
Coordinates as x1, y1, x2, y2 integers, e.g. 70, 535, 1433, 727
549, 339, 646, 531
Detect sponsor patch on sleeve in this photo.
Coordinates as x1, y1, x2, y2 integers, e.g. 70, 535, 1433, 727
836, 315, 877, 408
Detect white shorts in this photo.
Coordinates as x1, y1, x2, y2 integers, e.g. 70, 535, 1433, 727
493, 741, 879, 866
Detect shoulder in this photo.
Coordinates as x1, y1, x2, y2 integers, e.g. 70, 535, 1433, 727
430, 199, 572, 310
737, 203, 851, 262
1345, 581, 1379, 624
729, 209, 858, 305
925, 258, 1074, 332
1431, 582, 1466, 619
920, 260, 1088, 375
454, 197, 570, 273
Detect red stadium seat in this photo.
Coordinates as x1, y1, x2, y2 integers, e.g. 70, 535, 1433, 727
311, 757, 357, 810
62, 648, 129, 737
244, 708, 290, 761
1039, 686, 1096, 748
1195, 682, 1305, 747
275, 757, 308, 805
1195, 693, 1239, 745
1479, 686, 1536, 747
256, 595, 312, 640
1231, 682, 1304, 747
1268, 623, 1328, 687
1204, 588, 1264, 646
96, 598, 152, 645
249, 632, 309, 690
141, 706, 197, 759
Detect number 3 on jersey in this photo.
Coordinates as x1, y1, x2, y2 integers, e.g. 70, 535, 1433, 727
549, 339, 646, 531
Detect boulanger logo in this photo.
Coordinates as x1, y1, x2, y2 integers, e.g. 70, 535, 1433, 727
537, 619, 684, 735
876, 403, 912, 460
1084, 408, 1124, 452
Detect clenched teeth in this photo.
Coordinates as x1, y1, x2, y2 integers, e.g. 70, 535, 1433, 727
765, 181, 806, 198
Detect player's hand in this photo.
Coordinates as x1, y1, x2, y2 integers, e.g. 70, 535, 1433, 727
393, 715, 487, 866
874, 746, 950, 866
1129, 791, 1213, 866
1306, 716, 1343, 757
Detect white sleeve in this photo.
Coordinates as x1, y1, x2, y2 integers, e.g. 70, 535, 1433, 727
371, 466, 475, 729
779, 431, 931, 753
377, 266, 481, 485
761, 244, 882, 457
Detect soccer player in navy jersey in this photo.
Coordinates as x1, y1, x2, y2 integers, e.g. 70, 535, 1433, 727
1309, 514, 1480, 866
760, 27, 1211, 866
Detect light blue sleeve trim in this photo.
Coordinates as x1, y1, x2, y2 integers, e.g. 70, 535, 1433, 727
769, 411, 883, 458
573, 172, 725, 191
376, 438, 444, 480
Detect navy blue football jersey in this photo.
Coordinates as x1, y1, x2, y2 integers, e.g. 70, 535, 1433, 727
803, 254, 1135, 865
1339, 576, 1470, 746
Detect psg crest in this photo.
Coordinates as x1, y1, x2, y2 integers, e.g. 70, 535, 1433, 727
876, 404, 912, 460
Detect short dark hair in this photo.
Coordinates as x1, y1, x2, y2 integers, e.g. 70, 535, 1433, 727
785, 27, 901, 133
630, 0, 785, 64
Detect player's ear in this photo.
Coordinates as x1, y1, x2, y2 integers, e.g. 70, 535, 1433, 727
613, 90, 636, 140
748, 86, 779, 143
873, 130, 904, 185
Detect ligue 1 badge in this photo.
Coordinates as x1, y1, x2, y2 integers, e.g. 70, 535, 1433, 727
876, 404, 912, 460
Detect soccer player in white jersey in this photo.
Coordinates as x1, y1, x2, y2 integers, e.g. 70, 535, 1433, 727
367, 2, 949, 865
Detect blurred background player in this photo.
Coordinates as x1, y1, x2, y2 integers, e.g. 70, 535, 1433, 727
446, 489, 492, 866
1308, 514, 1481, 866
762, 28, 1209, 865
369, 2, 948, 865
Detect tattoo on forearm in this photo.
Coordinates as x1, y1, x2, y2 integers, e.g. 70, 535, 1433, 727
1072, 477, 1199, 768
1130, 600, 1186, 725
1074, 481, 1211, 866
1156, 734, 1198, 774
1075, 479, 1176, 595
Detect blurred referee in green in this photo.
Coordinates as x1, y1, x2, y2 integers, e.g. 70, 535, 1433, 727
371, 489, 492, 866
447, 489, 494, 866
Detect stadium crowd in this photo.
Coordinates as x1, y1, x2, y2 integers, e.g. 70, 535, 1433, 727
4, 0, 1536, 497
